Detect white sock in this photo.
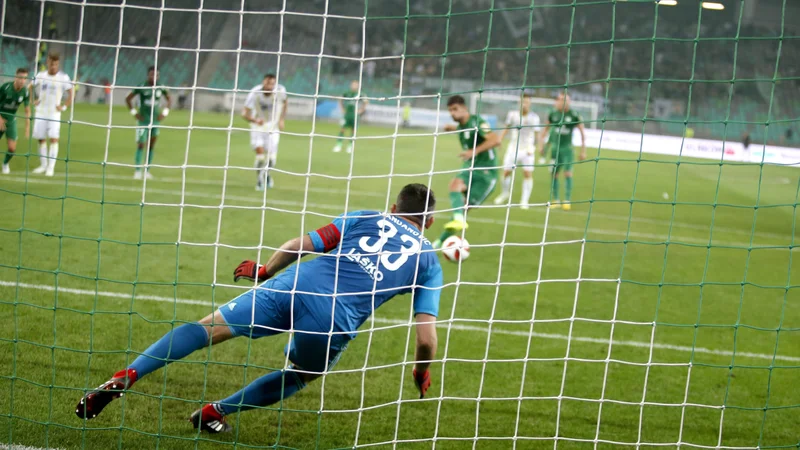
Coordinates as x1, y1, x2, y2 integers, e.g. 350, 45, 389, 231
267, 154, 277, 182
48, 143, 59, 170
39, 143, 47, 167
502, 175, 511, 195
254, 153, 267, 184
521, 177, 533, 204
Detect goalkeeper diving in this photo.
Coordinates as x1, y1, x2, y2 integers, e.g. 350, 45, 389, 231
76, 184, 442, 433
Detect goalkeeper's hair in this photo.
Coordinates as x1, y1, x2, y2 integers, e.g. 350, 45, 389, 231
396, 183, 436, 225
47, 52, 60, 61
16, 67, 29, 75
447, 95, 466, 107
147, 66, 157, 73
264, 73, 276, 80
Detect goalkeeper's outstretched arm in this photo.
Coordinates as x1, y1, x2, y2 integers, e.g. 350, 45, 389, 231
410, 261, 442, 398
262, 235, 316, 276
233, 235, 316, 283
413, 313, 437, 398
414, 313, 437, 374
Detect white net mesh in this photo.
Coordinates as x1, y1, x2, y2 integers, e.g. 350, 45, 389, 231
1, 0, 799, 449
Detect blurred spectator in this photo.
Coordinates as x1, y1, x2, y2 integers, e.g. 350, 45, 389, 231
402, 102, 411, 127
104, 80, 112, 105
178, 85, 189, 109
364, 60, 376, 80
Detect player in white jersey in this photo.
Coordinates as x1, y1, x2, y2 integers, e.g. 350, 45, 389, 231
493, 93, 541, 209
32, 53, 73, 177
241, 74, 287, 191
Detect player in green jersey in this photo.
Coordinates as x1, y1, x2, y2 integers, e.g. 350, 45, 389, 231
541, 93, 585, 211
433, 95, 501, 248
1, 68, 32, 175
333, 80, 368, 154
126, 66, 171, 180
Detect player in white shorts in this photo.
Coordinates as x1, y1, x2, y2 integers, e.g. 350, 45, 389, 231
241, 74, 287, 191
494, 92, 541, 209
32, 52, 73, 177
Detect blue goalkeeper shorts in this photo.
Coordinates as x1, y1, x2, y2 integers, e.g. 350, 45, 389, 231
218, 277, 348, 372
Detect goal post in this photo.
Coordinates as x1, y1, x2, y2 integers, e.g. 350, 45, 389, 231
0, 0, 798, 449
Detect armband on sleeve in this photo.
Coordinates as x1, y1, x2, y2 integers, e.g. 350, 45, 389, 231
311, 223, 342, 252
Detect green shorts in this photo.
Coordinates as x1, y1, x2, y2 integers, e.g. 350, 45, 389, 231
457, 169, 498, 206
341, 113, 356, 130
550, 144, 574, 173
136, 121, 160, 143
0, 117, 17, 141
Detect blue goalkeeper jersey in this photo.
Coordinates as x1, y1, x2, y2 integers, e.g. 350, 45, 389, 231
276, 210, 442, 339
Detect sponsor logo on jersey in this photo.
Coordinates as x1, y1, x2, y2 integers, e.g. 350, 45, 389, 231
344, 248, 384, 281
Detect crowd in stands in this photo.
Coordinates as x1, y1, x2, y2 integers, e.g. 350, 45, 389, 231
1, 0, 796, 143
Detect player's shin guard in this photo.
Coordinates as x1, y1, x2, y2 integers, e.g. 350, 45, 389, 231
501, 175, 511, 196
266, 155, 276, 187
449, 191, 466, 222
254, 153, 267, 187
47, 143, 59, 170
551, 177, 560, 202
146, 146, 155, 168
565, 176, 573, 202
3, 150, 13, 165
215, 369, 306, 415
521, 177, 533, 205
135, 147, 144, 168
127, 322, 209, 379
38, 142, 47, 167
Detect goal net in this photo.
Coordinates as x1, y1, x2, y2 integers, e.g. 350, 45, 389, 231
1, 0, 799, 449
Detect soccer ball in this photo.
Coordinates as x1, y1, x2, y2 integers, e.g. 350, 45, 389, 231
441, 235, 470, 263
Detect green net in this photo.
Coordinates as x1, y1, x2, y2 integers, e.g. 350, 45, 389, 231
1, 0, 799, 448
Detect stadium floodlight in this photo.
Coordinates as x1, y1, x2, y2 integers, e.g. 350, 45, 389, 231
701, 2, 725, 10
657, 0, 678, 5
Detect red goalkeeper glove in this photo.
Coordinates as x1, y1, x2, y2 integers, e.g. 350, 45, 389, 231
233, 260, 270, 283
413, 368, 431, 399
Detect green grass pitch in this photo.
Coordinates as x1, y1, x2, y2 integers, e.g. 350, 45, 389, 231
0, 104, 798, 449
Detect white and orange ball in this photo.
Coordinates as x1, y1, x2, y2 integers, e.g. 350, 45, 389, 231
441, 235, 470, 263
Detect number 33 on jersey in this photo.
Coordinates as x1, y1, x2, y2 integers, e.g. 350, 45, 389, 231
304, 210, 442, 329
